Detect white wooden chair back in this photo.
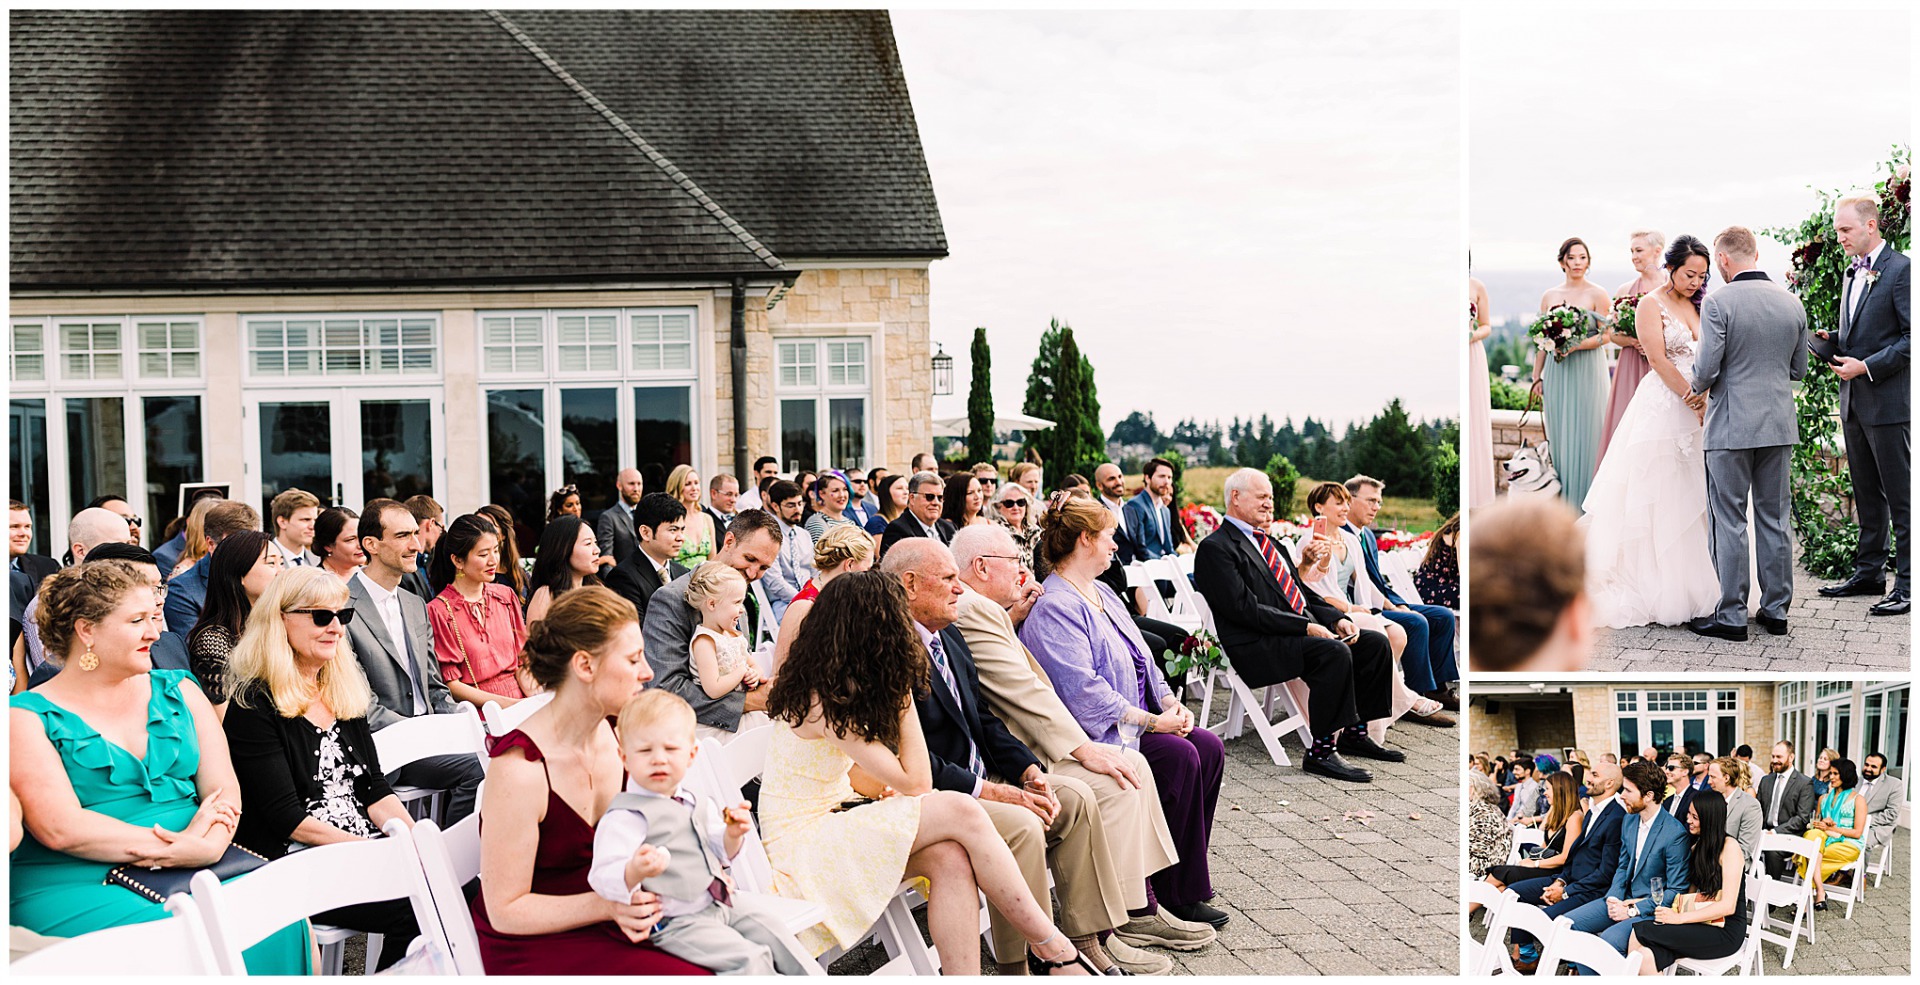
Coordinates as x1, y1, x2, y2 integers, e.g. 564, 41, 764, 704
1866, 820, 1896, 887
1540, 917, 1645, 977
686, 730, 777, 892
1467, 879, 1509, 933
1752, 833, 1821, 967
1507, 825, 1545, 866
411, 814, 487, 976
1477, 889, 1555, 976
480, 691, 554, 736
374, 704, 488, 772
10, 896, 217, 975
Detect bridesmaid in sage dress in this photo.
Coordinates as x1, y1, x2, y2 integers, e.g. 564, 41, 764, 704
1531, 237, 1612, 511
1595, 230, 1665, 466
1468, 275, 1496, 509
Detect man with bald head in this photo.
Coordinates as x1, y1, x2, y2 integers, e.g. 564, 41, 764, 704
163, 499, 260, 637
884, 538, 1143, 974
16, 508, 132, 673
596, 467, 646, 567
1093, 463, 1138, 564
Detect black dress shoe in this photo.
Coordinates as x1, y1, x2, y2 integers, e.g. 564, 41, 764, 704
1303, 753, 1373, 783
1338, 732, 1407, 762
1756, 614, 1789, 635
1686, 618, 1748, 642
1164, 900, 1230, 929
1820, 577, 1885, 598
1870, 591, 1910, 616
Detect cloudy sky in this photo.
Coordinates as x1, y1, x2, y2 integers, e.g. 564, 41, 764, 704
893, 10, 1461, 433
1470, 7, 1912, 322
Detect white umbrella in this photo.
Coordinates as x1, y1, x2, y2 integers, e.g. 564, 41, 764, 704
930, 412, 1056, 438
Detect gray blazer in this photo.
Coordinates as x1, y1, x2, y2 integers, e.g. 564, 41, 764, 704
641, 570, 774, 733
596, 503, 641, 569
346, 574, 458, 731
1838, 246, 1911, 426
1861, 774, 1903, 851
1756, 768, 1817, 836
1691, 271, 1809, 450
1726, 788, 1764, 864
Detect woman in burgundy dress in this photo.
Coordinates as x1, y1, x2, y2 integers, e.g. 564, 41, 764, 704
470, 586, 709, 975
1596, 230, 1665, 465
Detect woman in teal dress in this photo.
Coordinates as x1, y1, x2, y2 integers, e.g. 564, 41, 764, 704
1532, 237, 1612, 511
9, 561, 309, 972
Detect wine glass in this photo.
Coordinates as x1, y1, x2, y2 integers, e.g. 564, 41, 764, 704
1648, 876, 1665, 915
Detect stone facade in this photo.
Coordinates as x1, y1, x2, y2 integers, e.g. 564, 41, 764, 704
1472, 682, 1778, 764
1488, 408, 1545, 493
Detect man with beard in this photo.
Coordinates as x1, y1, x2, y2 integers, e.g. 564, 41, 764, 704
1755, 740, 1816, 878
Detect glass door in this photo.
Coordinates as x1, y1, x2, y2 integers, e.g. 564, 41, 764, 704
246, 388, 443, 515
251, 397, 337, 514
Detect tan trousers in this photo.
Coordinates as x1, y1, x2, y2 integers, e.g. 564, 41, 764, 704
1050, 748, 1180, 910
980, 771, 1130, 961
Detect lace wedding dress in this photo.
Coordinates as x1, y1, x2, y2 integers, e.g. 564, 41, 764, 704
1581, 300, 1722, 627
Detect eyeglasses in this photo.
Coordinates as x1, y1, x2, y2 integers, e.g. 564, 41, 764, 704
124, 515, 143, 528
998, 500, 1027, 508
289, 607, 356, 627
557, 485, 578, 496
979, 554, 1024, 563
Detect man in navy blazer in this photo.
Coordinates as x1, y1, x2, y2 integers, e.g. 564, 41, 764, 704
1343, 476, 1458, 710
1122, 459, 1180, 561
1557, 760, 1692, 966
1505, 758, 1627, 969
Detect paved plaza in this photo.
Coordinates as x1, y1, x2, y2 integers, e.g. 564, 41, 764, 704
1591, 555, 1908, 673
1470, 827, 1910, 976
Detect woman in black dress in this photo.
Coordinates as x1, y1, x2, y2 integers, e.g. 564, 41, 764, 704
1481, 771, 1582, 891
1628, 790, 1747, 974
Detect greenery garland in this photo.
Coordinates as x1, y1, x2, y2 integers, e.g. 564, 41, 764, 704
1764, 146, 1910, 579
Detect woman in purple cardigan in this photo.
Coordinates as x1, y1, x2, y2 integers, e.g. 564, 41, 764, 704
1018, 494, 1229, 929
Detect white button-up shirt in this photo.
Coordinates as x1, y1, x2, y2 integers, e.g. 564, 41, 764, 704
354, 571, 426, 715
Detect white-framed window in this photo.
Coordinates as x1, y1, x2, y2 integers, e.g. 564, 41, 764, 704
11, 321, 47, 382
1612, 687, 1742, 760
136, 318, 203, 379
556, 312, 620, 373
477, 306, 700, 381
773, 335, 873, 473
630, 310, 694, 373
481, 313, 545, 374
9, 314, 207, 390
59, 318, 125, 380
245, 313, 439, 379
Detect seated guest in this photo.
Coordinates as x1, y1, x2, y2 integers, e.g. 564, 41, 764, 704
1504, 757, 1541, 823
1191, 468, 1398, 783
1626, 791, 1748, 975
166, 496, 221, 579
1756, 740, 1816, 878
546, 484, 583, 522
771, 525, 875, 674
1663, 754, 1708, 820
1467, 497, 1593, 672
597, 469, 647, 570
759, 481, 814, 621
269, 487, 323, 569
669, 466, 718, 567
736, 456, 779, 511
865, 473, 909, 537
856, 466, 886, 516
21, 544, 193, 693
1016, 502, 1235, 930
991, 482, 1042, 572
471, 588, 711, 975
1010, 462, 1045, 513
643, 511, 782, 738
475, 504, 530, 601
954, 524, 1200, 970
525, 515, 603, 624
186, 532, 286, 707
683, 562, 769, 744
759, 571, 1096, 973
222, 566, 420, 970
17, 508, 132, 674
1485, 772, 1582, 892
803, 470, 861, 542
1121, 459, 1179, 561
402, 495, 446, 600
1467, 770, 1513, 883
1342, 475, 1458, 710
604, 493, 691, 621
707, 473, 740, 530
1705, 757, 1762, 865
1503, 758, 1626, 972
880, 471, 957, 558
1411, 513, 1460, 610
1800, 757, 1867, 910
427, 514, 532, 708
1861, 752, 1902, 859
1056, 473, 1090, 499
312, 506, 365, 584
345, 500, 485, 823
10, 562, 309, 971
939, 471, 989, 532
1536, 760, 1689, 967
840, 469, 873, 528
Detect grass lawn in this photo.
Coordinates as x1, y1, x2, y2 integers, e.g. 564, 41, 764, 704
1173, 466, 1443, 533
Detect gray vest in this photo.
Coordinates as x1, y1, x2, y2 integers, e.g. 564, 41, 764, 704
606, 790, 731, 905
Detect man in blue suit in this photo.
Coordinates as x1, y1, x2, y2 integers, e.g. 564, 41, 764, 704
1123, 458, 1180, 561
1505, 757, 1627, 971
1342, 476, 1458, 710
1556, 759, 1692, 971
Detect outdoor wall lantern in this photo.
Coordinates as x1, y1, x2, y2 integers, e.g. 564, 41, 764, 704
931, 343, 953, 396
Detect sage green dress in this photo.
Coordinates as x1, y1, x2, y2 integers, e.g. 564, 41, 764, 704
1543, 344, 1607, 511
9, 668, 311, 972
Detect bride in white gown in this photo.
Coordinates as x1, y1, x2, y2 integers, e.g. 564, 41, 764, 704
1582, 235, 1723, 627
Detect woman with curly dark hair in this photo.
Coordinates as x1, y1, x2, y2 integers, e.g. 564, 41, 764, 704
758, 571, 1094, 974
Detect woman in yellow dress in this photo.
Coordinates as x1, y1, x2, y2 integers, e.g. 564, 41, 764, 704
1798, 757, 1867, 911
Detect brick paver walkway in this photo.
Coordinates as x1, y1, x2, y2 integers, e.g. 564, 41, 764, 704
1590, 555, 1908, 673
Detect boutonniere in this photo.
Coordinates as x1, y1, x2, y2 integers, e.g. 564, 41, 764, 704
1863, 268, 1882, 288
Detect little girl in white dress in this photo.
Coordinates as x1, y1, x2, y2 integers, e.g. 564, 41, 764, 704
686, 561, 772, 743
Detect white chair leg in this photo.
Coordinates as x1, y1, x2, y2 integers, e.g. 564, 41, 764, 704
365, 933, 385, 973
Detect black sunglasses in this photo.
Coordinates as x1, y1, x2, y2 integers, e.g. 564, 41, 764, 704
289, 607, 356, 627
998, 499, 1027, 508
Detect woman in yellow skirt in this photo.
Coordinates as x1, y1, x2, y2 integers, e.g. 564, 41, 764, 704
1797, 757, 1867, 911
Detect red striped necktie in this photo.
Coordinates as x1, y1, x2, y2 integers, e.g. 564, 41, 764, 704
1253, 530, 1307, 613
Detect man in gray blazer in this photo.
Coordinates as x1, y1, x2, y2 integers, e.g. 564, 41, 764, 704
347, 500, 484, 822
641, 510, 783, 735
1687, 226, 1809, 640
1818, 196, 1912, 615
1859, 752, 1903, 854
1756, 740, 1818, 877
595, 468, 646, 569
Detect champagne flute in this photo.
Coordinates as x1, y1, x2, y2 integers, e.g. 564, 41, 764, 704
1648, 876, 1665, 916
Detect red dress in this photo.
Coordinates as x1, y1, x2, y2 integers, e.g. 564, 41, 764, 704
429, 583, 528, 700
471, 731, 710, 975
794, 580, 820, 603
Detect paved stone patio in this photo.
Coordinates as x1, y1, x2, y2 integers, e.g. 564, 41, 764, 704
1470, 827, 1910, 976
1591, 555, 1908, 673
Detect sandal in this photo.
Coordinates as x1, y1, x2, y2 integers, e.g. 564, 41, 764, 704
1031, 931, 1099, 976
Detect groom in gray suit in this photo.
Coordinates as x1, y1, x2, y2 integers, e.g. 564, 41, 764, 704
1686, 226, 1809, 641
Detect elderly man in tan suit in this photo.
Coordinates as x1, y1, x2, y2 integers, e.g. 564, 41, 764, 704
949, 524, 1212, 972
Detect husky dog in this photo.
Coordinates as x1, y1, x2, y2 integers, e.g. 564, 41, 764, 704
1503, 441, 1562, 497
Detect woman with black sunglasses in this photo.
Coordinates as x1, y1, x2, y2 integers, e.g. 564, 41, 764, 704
223, 566, 423, 970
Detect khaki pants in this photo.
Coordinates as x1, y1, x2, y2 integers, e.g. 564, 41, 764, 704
1049, 748, 1179, 911
979, 771, 1129, 961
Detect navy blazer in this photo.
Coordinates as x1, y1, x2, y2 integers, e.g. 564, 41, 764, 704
1608, 808, 1693, 913
1122, 490, 1176, 561
163, 553, 213, 639
1345, 524, 1409, 607
1558, 796, 1627, 903
914, 625, 1042, 794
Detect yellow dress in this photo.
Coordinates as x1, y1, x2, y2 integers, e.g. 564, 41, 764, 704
757, 722, 924, 955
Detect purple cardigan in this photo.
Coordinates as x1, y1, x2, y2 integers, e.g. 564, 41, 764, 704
1018, 574, 1174, 746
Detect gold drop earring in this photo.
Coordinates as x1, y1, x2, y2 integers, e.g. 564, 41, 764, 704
78, 645, 99, 672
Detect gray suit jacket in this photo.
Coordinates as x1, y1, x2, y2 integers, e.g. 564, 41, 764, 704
1861, 775, 1902, 851
1726, 788, 1765, 864
346, 574, 458, 731
1691, 271, 1809, 450
1757, 768, 1817, 836
595, 503, 641, 569
641, 570, 774, 733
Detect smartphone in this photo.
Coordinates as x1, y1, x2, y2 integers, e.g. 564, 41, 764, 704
1311, 516, 1333, 540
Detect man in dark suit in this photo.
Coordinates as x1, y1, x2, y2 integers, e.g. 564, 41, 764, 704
1344, 476, 1458, 711
1658, 756, 1698, 819
879, 470, 956, 559
1756, 739, 1817, 877
1191, 468, 1397, 784
1819, 197, 1911, 614
1122, 459, 1179, 561
399, 495, 443, 600
1505, 757, 1628, 971
605, 493, 691, 620
884, 537, 1148, 966
642, 510, 783, 736
595, 468, 647, 569
705, 473, 740, 532
10, 500, 61, 651
345, 500, 483, 822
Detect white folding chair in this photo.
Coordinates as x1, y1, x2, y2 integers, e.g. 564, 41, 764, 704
480, 691, 554, 736
1198, 663, 1314, 767
1147, 556, 1206, 631
10, 896, 218, 975
1667, 873, 1763, 976
1476, 888, 1554, 976
374, 704, 488, 822
185, 817, 437, 976
411, 813, 487, 976
1539, 916, 1645, 977
1467, 878, 1509, 933
1377, 548, 1424, 606
1752, 833, 1820, 968
1818, 822, 1869, 918
1507, 825, 1545, 866
1866, 824, 1896, 887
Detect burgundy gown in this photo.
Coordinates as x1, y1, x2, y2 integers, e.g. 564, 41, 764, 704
1595, 319, 1652, 466
471, 731, 712, 976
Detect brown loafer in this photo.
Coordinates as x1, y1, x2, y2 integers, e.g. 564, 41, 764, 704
1404, 709, 1457, 727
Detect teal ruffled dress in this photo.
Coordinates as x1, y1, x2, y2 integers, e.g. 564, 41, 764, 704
9, 668, 311, 973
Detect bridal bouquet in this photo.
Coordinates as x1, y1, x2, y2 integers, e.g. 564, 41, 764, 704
1528, 304, 1602, 361
1611, 293, 1642, 339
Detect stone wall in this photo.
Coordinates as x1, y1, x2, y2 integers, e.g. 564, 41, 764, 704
1489, 408, 1545, 493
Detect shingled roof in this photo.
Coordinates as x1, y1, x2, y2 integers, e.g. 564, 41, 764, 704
9, 9, 946, 292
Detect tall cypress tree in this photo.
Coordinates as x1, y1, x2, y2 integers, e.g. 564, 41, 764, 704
966, 327, 996, 463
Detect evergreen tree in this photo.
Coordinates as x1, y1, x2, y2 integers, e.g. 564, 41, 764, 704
966, 327, 996, 463
1110, 410, 1160, 447
1053, 328, 1106, 476
1350, 398, 1432, 496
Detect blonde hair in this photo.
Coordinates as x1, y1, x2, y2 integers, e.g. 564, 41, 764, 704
1630, 229, 1666, 250
174, 496, 223, 575
228, 566, 371, 719
1008, 462, 1040, 486
684, 559, 746, 608
34, 560, 149, 662
1836, 195, 1881, 227
1714, 225, 1759, 261
617, 688, 696, 742
666, 464, 700, 505
812, 524, 874, 573
1712, 756, 1751, 793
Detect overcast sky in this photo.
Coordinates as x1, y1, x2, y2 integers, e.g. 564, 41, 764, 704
893, 10, 1461, 433
1470, 7, 1912, 322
